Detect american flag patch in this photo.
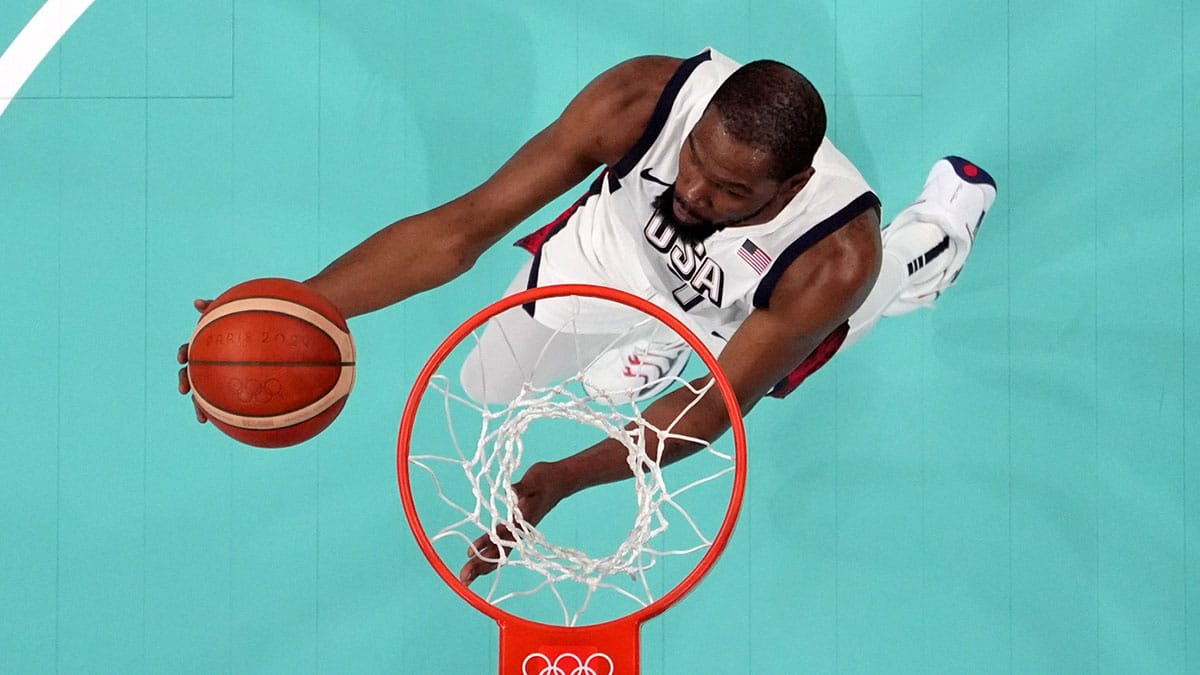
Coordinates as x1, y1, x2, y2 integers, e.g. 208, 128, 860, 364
738, 239, 772, 274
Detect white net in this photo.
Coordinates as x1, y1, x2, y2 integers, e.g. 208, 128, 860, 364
405, 292, 740, 627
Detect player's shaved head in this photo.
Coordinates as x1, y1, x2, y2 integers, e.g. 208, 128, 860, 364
707, 60, 827, 180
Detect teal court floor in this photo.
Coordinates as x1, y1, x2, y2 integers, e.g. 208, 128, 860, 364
1, 1, 1197, 672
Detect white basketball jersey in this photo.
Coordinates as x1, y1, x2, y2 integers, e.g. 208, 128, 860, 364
525, 48, 879, 354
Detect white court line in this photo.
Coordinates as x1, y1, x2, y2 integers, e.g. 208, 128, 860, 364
0, 0, 96, 121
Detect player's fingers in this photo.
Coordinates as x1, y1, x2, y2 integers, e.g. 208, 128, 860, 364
460, 555, 497, 586
459, 564, 476, 585
192, 397, 208, 424
460, 546, 486, 584
194, 298, 211, 313
465, 533, 493, 561
177, 343, 189, 364
178, 366, 191, 394
462, 530, 509, 585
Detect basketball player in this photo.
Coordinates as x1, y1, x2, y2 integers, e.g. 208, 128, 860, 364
177, 48, 996, 585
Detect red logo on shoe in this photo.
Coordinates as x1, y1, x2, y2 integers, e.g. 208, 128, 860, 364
963, 163, 979, 178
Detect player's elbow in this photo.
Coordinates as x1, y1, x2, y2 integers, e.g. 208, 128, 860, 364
437, 200, 511, 276
837, 256, 879, 303
444, 231, 495, 277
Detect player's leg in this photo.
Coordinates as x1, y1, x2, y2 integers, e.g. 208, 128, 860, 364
460, 267, 697, 406
518, 222, 696, 404
845, 156, 996, 347
460, 261, 622, 405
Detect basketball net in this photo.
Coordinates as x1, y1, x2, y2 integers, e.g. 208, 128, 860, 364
399, 284, 747, 674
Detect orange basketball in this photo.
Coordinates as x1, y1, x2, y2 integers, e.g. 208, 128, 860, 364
187, 278, 355, 448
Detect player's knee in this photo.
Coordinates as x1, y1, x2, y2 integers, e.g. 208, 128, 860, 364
459, 353, 490, 404
459, 350, 522, 405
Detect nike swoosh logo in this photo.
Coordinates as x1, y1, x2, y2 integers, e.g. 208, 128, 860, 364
710, 330, 728, 343
640, 167, 672, 187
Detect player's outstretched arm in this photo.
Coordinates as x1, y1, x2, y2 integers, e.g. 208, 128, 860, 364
459, 209, 882, 584
178, 56, 683, 417
305, 56, 682, 319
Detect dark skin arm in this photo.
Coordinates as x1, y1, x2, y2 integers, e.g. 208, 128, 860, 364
177, 56, 684, 408
460, 207, 882, 584
304, 56, 684, 318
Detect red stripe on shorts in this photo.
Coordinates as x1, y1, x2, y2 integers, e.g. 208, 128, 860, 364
514, 170, 609, 255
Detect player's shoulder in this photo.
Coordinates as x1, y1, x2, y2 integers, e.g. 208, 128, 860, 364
559, 56, 683, 166
599, 55, 685, 89
561, 49, 738, 167
584, 55, 685, 121
601, 47, 739, 85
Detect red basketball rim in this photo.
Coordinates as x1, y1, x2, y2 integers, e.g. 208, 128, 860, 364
396, 284, 747, 671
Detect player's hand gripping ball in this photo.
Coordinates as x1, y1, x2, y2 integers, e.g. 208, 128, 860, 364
186, 278, 355, 448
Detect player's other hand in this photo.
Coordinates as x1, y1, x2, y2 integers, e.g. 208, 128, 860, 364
459, 462, 567, 586
177, 298, 212, 423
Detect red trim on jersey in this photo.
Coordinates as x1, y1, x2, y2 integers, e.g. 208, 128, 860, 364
767, 321, 849, 399
514, 200, 578, 254
514, 170, 608, 255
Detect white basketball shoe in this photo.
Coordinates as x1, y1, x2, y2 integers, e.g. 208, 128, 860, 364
581, 339, 692, 404
880, 156, 997, 316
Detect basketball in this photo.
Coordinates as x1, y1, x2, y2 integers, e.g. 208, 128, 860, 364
186, 278, 355, 448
